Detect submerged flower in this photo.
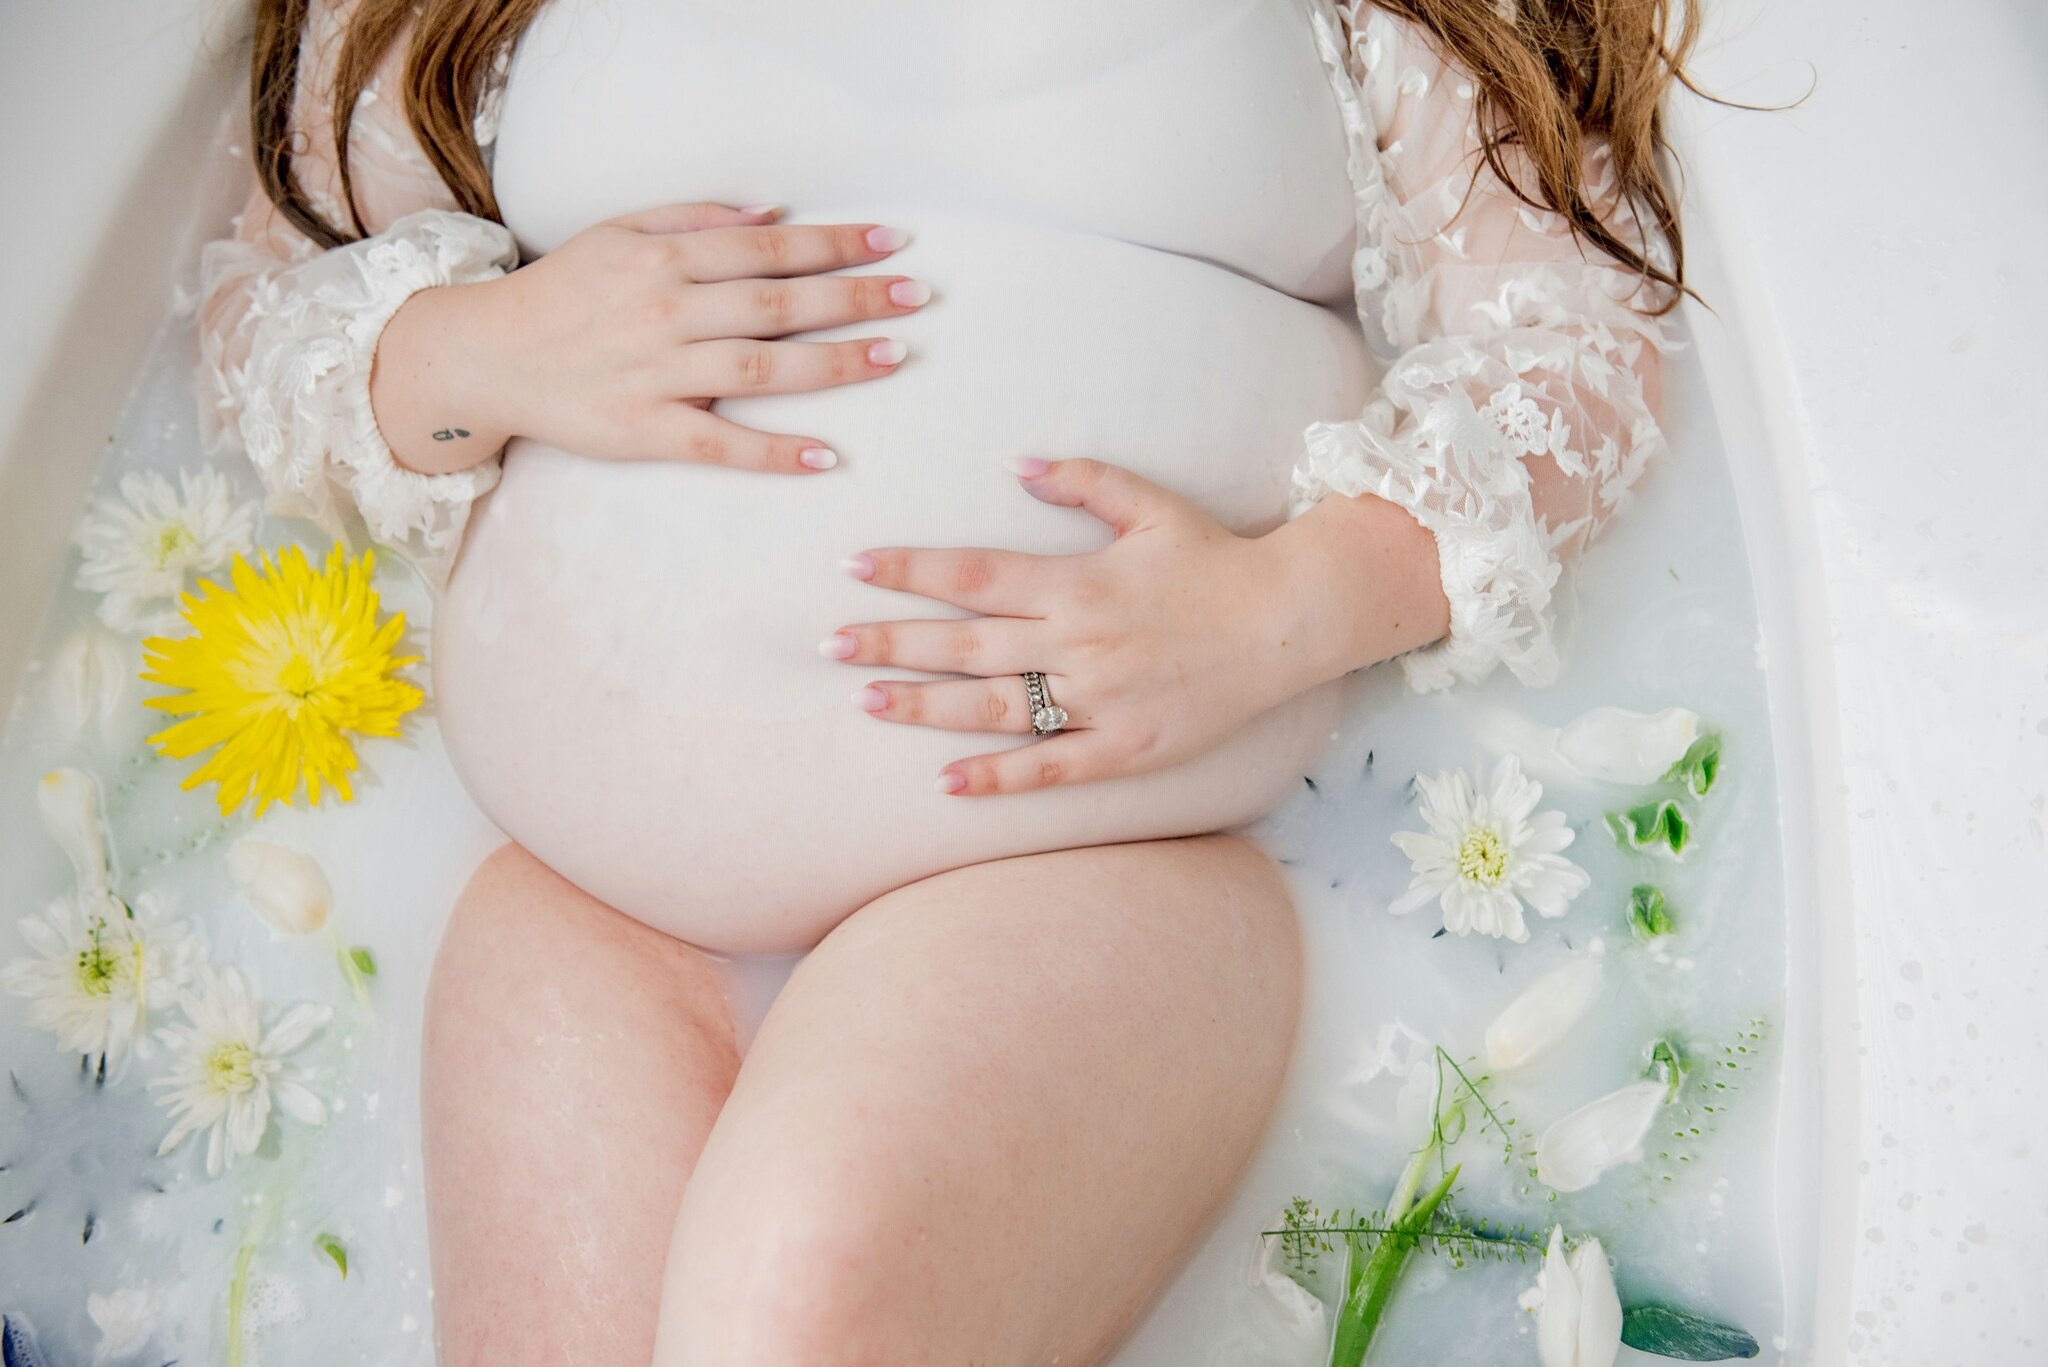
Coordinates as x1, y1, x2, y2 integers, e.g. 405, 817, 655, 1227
37, 767, 114, 901
1534, 1080, 1669, 1193
141, 544, 424, 817
151, 965, 330, 1176
1519, 1226, 1622, 1367
1389, 755, 1591, 942
1554, 706, 1700, 785
1, 891, 196, 1066
87, 1286, 166, 1365
1482, 959, 1605, 1072
45, 625, 134, 744
74, 466, 259, 632
228, 838, 333, 936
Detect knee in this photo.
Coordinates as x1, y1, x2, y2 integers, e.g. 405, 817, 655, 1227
661, 1159, 959, 1367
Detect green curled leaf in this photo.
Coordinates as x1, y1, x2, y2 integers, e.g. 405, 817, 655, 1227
1629, 884, 1676, 940
1664, 733, 1723, 799
315, 1233, 348, 1279
1621, 1303, 1760, 1360
1608, 799, 1692, 859
348, 947, 377, 977
1646, 1037, 1689, 1102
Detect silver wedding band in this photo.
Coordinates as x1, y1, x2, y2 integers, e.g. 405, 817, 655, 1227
1023, 672, 1068, 736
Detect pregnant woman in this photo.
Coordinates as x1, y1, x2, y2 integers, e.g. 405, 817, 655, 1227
196, 0, 1688, 1360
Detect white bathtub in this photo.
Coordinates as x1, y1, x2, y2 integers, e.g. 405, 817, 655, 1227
3, 1, 2044, 1361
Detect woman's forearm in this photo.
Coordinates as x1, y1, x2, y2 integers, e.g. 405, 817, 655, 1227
369, 281, 518, 476
1254, 491, 1450, 699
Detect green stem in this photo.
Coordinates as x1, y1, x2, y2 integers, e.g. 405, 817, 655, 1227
1327, 1165, 1461, 1367
1262, 1224, 1544, 1252
226, 1237, 257, 1367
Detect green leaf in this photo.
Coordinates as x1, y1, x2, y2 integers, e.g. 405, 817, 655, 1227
1328, 1166, 1460, 1367
1646, 1037, 1689, 1102
1621, 1304, 1759, 1360
1664, 733, 1722, 799
315, 1233, 348, 1279
1628, 884, 1675, 940
1609, 799, 1692, 859
348, 947, 377, 977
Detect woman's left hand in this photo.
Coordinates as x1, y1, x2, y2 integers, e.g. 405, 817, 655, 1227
823, 457, 1329, 797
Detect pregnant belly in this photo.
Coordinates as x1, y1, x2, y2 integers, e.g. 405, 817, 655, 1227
433, 213, 1377, 954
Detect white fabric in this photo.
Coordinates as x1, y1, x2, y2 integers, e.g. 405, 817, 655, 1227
1292, 0, 1675, 690
194, 0, 518, 588
195, 0, 1673, 682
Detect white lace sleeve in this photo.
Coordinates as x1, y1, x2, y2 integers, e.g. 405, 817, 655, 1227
194, 0, 519, 590
1293, 2, 1678, 692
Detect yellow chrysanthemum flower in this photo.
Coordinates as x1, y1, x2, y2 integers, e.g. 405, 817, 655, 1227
141, 544, 424, 816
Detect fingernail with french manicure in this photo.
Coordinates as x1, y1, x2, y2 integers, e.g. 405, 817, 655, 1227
935, 770, 967, 795
854, 685, 888, 712
742, 203, 786, 218
1005, 456, 1052, 479
868, 339, 907, 366
839, 553, 876, 580
818, 633, 856, 660
889, 279, 931, 308
866, 226, 908, 252
799, 446, 838, 470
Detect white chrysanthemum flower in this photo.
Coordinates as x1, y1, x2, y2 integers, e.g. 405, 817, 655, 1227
73, 466, 259, 632
1389, 755, 1591, 942
151, 965, 330, 1176
1, 891, 197, 1066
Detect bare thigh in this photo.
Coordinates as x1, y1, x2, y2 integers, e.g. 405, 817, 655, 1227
421, 843, 742, 1367
650, 831, 1305, 1367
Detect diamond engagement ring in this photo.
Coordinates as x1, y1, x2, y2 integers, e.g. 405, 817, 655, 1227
1022, 672, 1068, 736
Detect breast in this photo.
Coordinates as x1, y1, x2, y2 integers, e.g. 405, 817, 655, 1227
442, 1, 1372, 955
489, 0, 1360, 303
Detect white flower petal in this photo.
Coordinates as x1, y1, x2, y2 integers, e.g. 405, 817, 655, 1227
261, 1002, 332, 1056
38, 768, 113, 900
47, 626, 133, 744
1536, 1226, 1579, 1367
1483, 959, 1605, 1071
1555, 706, 1700, 784
228, 839, 333, 935
1535, 1080, 1669, 1193
1569, 1238, 1624, 1367
273, 1079, 328, 1126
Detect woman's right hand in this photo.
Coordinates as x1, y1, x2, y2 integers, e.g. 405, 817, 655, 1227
370, 201, 925, 477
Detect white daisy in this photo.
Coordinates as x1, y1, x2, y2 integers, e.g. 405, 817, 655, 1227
73, 466, 259, 633
1388, 755, 1591, 942
1, 890, 197, 1066
151, 965, 330, 1176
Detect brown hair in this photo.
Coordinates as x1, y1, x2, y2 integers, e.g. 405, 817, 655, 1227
253, 0, 1702, 311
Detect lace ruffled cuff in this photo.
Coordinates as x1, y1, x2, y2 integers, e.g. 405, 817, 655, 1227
1289, 343, 1572, 694
226, 207, 521, 589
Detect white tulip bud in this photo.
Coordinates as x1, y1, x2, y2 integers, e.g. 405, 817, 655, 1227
1555, 707, 1700, 784
1482, 959, 1605, 1072
37, 767, 113, 900
46, 625, 132, 743
228, 838, 333, 935
1535, 1080, 1669, 1193
1530, 1226, 1623, 1367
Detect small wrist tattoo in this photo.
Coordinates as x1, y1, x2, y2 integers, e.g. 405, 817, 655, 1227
431, 427, 472, 442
